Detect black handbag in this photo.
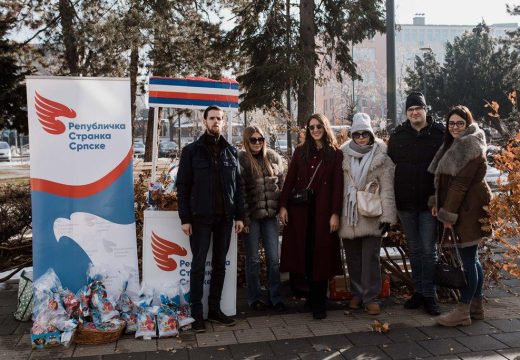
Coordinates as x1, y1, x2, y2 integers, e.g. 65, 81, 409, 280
434, 228, 468, 289
289, 161, 322, 205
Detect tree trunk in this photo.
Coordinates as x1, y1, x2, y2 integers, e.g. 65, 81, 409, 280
130, 44, 138, 138
58, 0, 79, 75
144, 0, 168, 162
297, 0, 315, 127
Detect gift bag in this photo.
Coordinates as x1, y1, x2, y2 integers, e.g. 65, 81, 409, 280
14, 270, 33, 322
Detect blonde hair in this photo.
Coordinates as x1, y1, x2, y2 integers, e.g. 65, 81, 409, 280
242, 126, 274, 178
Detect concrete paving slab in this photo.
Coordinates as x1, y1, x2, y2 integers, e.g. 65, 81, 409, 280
455, 334, 509, 352
0, 334, 22, 350
196, 330, 237, 347
458, 351, 508, 359
247, 315, 287, 328
486, 319, 520, 332
271, 324, 313, 340
234, 327, 275, 343
73, 343, 116, 357
418, 338, 470, 356
188, 346, 233, 360
341, 345, 391, 359
496, 347, 520, 360
490, 332, 520, 347
418, 325, 467, 339
29, 346, 75, 359
380, 341, 432, 359
269, 338, 314, 355
228, 341, 274, 358
145, 349, 189, 360
345, 331, 392, 346
0, 349, 32, 360
457, 322, 501, 336
309, 321, 350, 336
308, 334, 352, 351
115, 338, 157, 353
385, 327, 430, 342
298, 350, 345, 359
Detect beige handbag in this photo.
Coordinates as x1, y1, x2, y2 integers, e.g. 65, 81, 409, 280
356, 181, 382, 217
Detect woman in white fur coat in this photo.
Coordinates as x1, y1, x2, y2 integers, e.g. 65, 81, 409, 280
339, 113, 397, 315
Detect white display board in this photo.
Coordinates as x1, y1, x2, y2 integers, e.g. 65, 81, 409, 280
26, 76, 139, 296
142, 210, 237, 317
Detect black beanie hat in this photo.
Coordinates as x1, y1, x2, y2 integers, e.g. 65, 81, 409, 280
406, 92, 426, 110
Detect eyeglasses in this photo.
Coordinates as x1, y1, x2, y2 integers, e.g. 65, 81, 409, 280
308, 124, 323, 131
407, 106, 425, 113
448, 120, 466, 128
352, 131, 371, 139
249, 137, 265, 144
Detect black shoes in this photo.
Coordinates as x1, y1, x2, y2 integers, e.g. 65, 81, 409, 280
423, 297, 441, 316
272, 302, 287, 312
404, 293, 441, 315
404, 292, 424, 309
208, 308, 236, 326
191, 314, 206, 333
312, 310, 327, 320
250, 300, 267, 311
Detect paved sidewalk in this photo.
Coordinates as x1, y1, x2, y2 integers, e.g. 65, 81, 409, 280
1, 278, 520, 359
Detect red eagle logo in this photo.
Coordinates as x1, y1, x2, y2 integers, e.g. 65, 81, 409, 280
151, 231, 188, 271
35, 91, 77, 135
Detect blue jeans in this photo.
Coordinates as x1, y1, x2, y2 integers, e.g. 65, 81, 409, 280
245, 217, 282, 306
458, 245, 484, 304
398, 210, 438, 297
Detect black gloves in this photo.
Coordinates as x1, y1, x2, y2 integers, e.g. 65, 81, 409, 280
379, 222, 391, 235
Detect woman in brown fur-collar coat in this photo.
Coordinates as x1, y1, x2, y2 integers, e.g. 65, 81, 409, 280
428, 105, 492, 327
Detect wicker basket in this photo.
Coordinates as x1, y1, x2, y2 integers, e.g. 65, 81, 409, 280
74, 321, 126, 345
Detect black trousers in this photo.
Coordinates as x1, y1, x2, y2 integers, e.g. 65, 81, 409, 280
304, 196, 328, 312
189, 216, 233, 316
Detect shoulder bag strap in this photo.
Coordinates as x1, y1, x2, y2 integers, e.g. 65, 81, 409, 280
305, 160, 322, 189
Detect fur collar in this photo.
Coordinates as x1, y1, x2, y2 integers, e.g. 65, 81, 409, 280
428, 123, 487, 177
238, 148, 283, 171
340, 138, 388, 173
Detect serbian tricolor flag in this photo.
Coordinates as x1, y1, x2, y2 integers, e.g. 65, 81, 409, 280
148, 76, 239, 110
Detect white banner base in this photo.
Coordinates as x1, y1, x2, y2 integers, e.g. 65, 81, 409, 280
142, 210, 237, 317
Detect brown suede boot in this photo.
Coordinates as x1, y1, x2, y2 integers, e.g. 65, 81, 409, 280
437, 303, 471, 327
470, 297, 484, 320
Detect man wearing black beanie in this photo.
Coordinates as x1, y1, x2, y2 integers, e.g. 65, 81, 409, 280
388, 92, 445, 316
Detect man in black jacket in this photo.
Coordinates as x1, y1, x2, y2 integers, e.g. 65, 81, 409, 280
388, 92, 444, 316
176, 105, 245, 332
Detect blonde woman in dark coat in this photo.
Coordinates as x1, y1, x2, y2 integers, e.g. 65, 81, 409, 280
428, 105, 492, 327
239, 126, 286, 312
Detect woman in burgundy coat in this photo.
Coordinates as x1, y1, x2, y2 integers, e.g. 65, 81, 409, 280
279, 113, 344, 319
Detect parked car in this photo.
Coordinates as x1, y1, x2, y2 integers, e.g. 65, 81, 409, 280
133, 142, 145, 158
0, 141, 12, 162
275, 138, 295, 154
159, 140, 179, 158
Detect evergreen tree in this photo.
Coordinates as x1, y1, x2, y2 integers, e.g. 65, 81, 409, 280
405, 23, 517, 121
225, 0, 386, 126
0, 11, 32, 132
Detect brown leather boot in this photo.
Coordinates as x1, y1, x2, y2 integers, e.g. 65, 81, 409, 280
470, 297, 484, 320
437, 303, 471, 327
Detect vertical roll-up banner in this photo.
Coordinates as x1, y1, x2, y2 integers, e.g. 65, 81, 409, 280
26, 77, 139, 296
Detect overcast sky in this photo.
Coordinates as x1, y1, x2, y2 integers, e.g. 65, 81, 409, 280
395, 0, 519, 26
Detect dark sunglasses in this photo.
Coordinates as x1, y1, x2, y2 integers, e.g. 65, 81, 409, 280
308, 124, 323, 131
249, 137, 265, 144
352, 131, 371, 139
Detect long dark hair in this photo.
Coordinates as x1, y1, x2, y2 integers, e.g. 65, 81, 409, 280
300, 113, 338, 162
440, 105, 474, 156
242, 126, 274, 178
